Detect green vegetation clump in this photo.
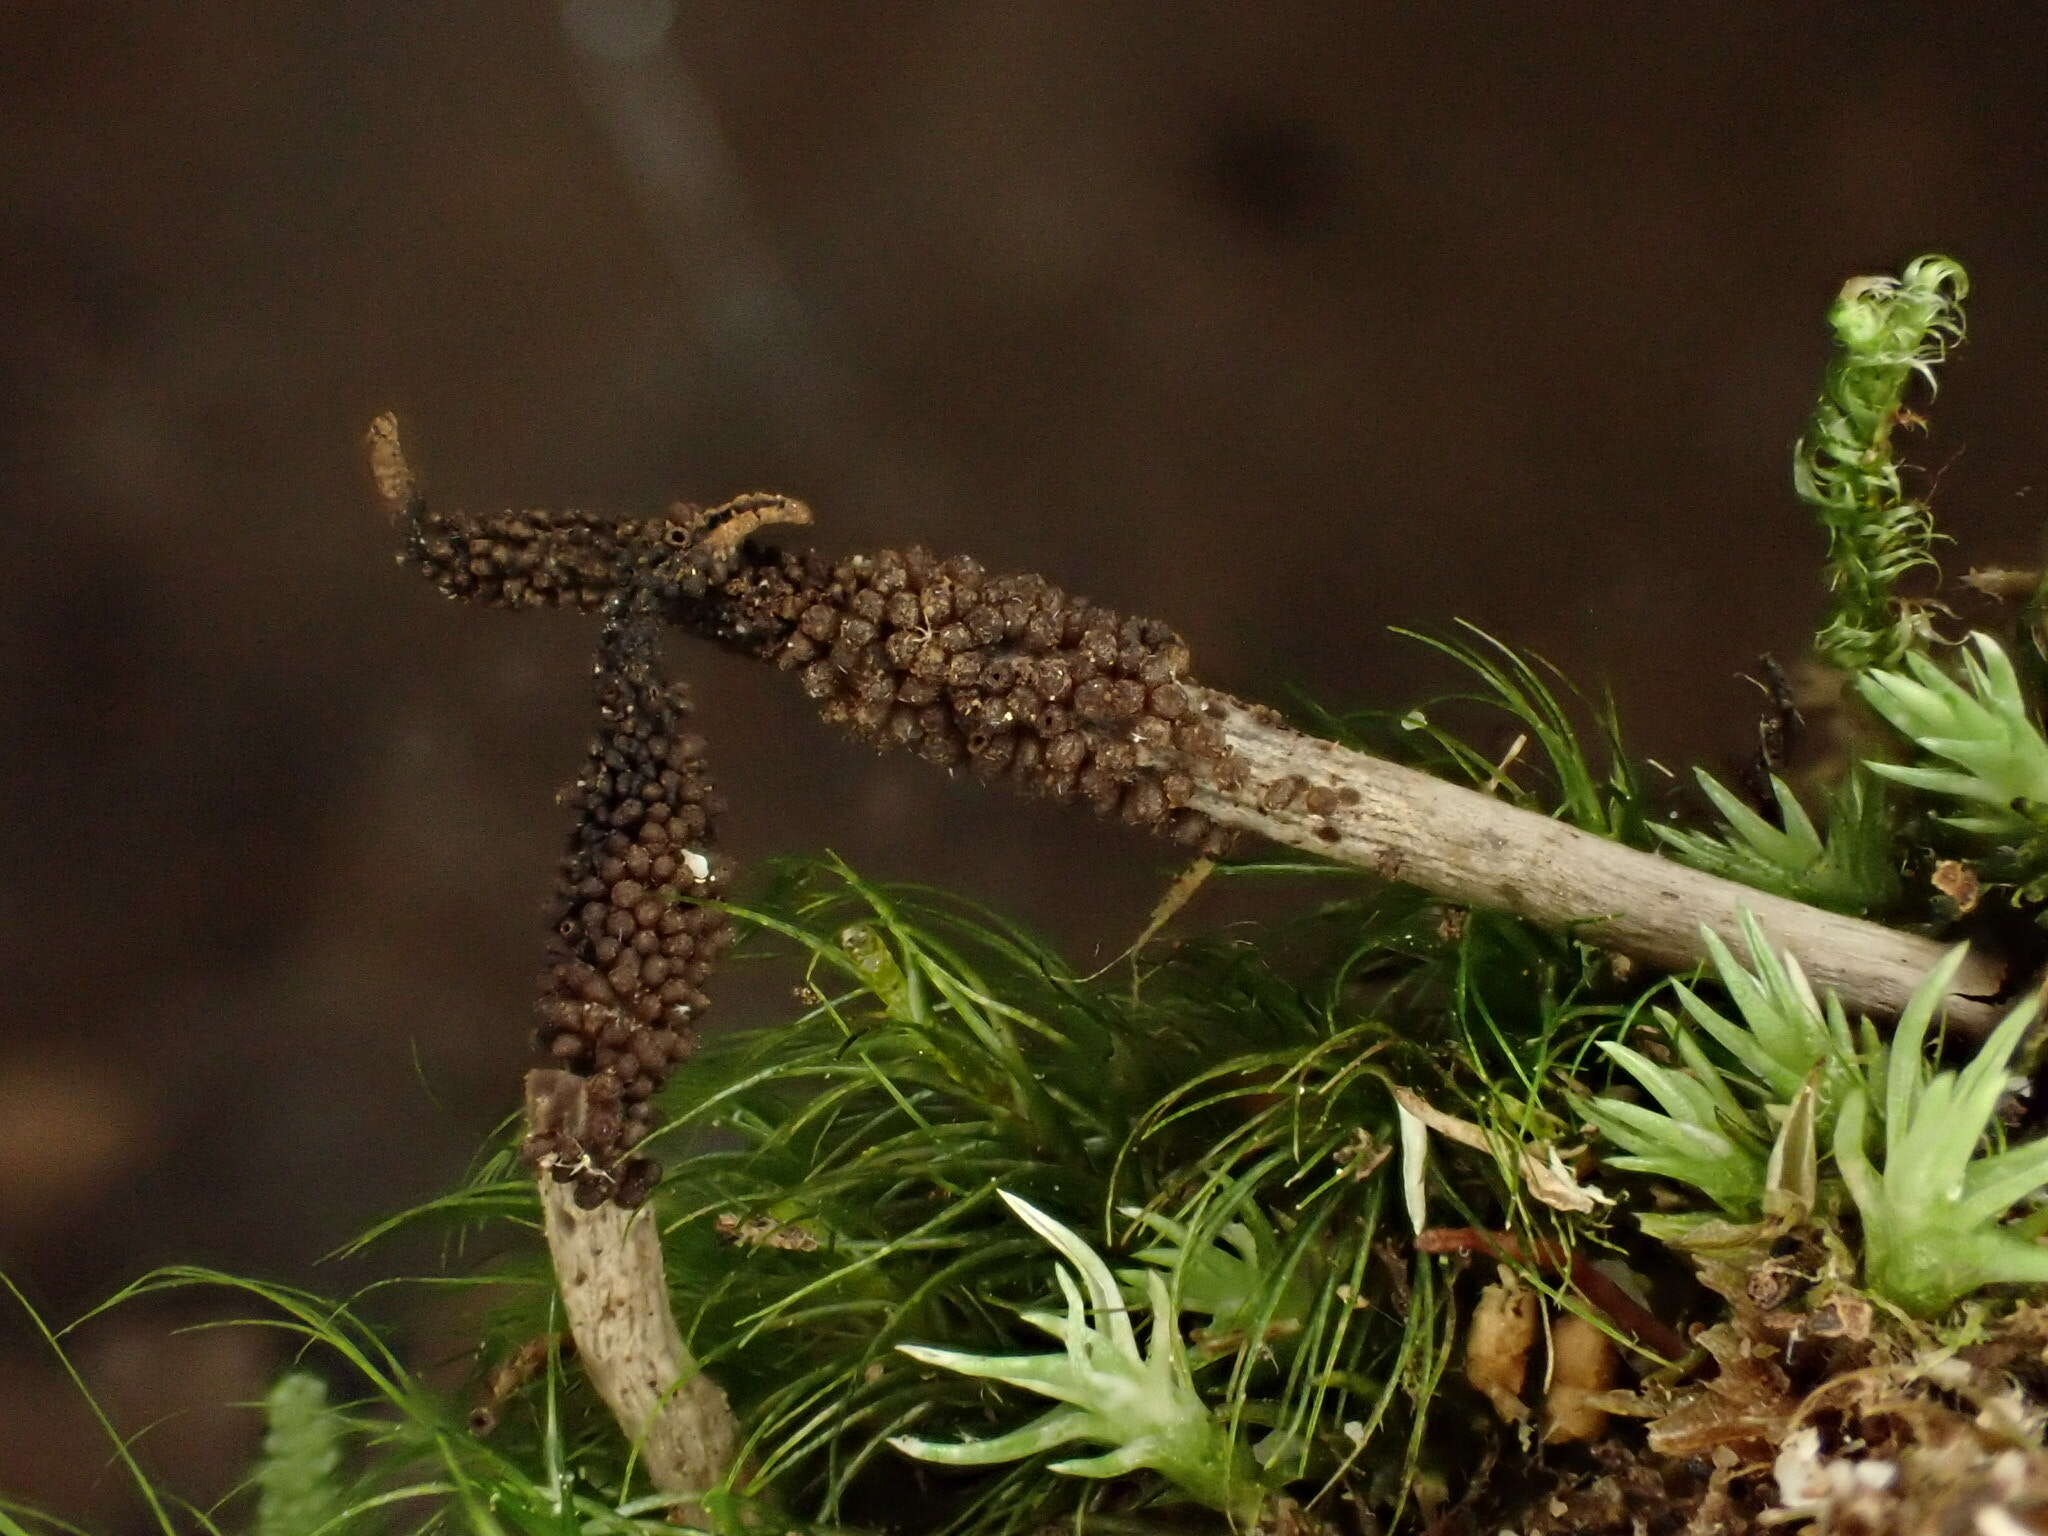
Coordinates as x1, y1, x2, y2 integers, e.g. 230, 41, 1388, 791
14, 254, 2048, 1536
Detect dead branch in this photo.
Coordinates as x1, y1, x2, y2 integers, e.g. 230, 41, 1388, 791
526, 1070, 739, 1518
1169, 690, 2008, 1032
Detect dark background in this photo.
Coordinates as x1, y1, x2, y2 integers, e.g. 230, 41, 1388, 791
5, 1, 2046, 1520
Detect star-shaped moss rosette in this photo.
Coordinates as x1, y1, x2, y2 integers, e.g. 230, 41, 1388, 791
1833, 947, 2048, 1318
1580, 911, 1879, 1219
1653, 767, 1898, 916
889, 1192, 1266, 1522
1857, 632, 2048, 849
1117, 1201, 1321, 1361
1584, 916, 2048, 1318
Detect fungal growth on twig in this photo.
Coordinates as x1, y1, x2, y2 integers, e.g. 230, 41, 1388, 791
732, 543, 1239, 849
376, 409, 2007, 1065
376, 408, 1244, 1207
516, 603, 733, 1208
378, 410, 1242, 858
372, 416, 764, 1208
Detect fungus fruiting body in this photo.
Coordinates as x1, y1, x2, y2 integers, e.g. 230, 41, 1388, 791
381, 417, 1251, 1207
517, 604, 733, 1208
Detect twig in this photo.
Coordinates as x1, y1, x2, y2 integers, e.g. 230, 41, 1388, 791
526, 1070, 739, 1519
1168, 690, 2008, 1032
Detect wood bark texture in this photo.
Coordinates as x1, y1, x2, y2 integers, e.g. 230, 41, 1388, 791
526, 1070, 739, 1519
1179, 690, 2011, 1033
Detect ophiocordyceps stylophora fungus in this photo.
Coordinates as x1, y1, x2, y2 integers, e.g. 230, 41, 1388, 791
519, 603, 733, 1209
748, 544, 1239, 849
370, 413, 1251, 1207
371, 416, 784, 1209
392, 462, 1241, 849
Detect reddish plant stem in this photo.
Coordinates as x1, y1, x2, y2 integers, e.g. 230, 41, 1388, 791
1416, 1226, 1689, 1361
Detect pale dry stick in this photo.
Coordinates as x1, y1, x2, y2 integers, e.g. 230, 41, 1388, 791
526, 1071, 740, 1520
1173, 690, 2009, 1033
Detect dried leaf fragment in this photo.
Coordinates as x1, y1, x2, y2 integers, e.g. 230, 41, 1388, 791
365, 412, 417, 512
1933, 858, 1982, 915
1543, 1313, 1619, 1444
1390, 1087, 1611, 1213
1466, 1269, 1540, 1423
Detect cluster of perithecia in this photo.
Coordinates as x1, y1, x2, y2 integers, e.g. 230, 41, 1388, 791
720, 544, 1239, 851
398, 471, 1247, 1203
517, 615, 734, 1208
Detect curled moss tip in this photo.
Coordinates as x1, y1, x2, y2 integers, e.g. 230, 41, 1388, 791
1799, 254, 1969, 671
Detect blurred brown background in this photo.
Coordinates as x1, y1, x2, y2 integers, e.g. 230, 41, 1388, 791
4, 0, 2046, 1521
